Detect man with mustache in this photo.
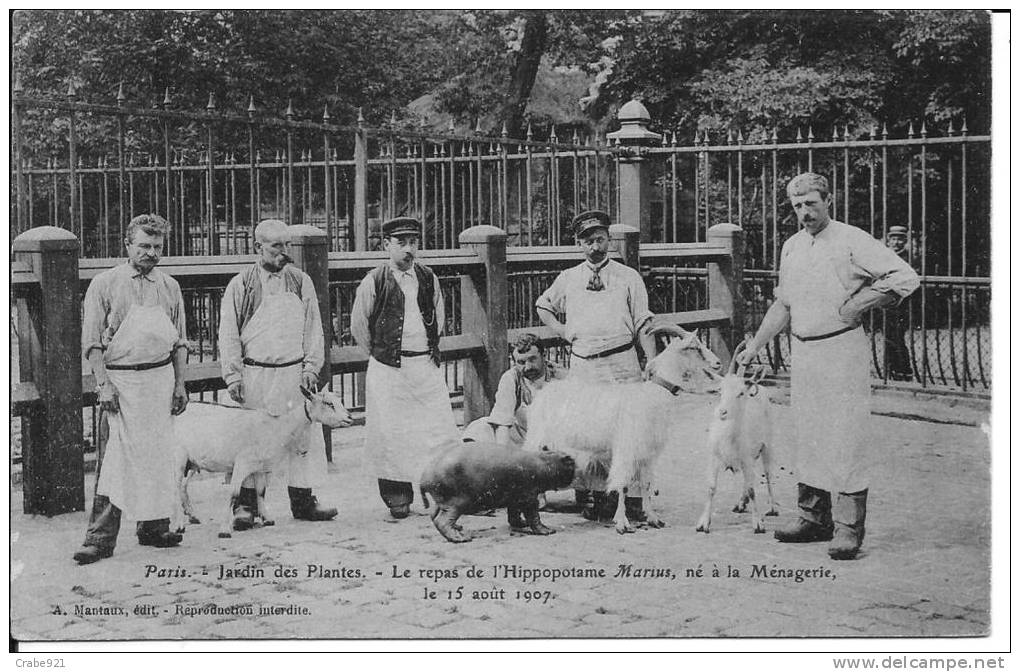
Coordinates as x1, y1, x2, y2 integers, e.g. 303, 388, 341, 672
737, 173, 919, 560
461, 332, 564, 449
218, 219, 337, 530
535, 210, 663, 520
74, 214, 190, 564
350, 217, 460, 519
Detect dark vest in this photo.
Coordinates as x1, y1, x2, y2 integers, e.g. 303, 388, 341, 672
368, 263, 440, 367
236, 263, 304, 334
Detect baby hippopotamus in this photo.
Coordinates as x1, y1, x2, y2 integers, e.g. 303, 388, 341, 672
420, 441, 576, 543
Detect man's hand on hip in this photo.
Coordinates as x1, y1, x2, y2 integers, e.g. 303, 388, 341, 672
227, 381, 244, 404
97, 382, 120, 414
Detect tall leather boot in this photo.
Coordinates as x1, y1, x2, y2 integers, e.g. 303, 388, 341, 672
828, 489, 868, 560
231, 487, 259, 531
73, 494, 120, 564
378, 479, 414, 519
774, 483, 834, 543
137, 518, 183, 547
289, 487, 338, 521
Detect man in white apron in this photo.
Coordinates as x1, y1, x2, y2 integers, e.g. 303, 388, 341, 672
218, 219, 336, 530
738, 173, 919, 560
74, 215, 190, 564
535, 210, 663, 521
462, 333, 564, 448
350, 217, 461, 519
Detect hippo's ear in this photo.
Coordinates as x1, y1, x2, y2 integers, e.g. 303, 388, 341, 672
539, 445, 550, 452
561, 454, 576, 468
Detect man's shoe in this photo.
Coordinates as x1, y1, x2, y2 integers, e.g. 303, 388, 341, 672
828, 490, 868, 560
73, 545, 113, 565
774, 482, 833, 542
138, 531, 183, 548
289, 487, 338, 521
232, 487, 259, 531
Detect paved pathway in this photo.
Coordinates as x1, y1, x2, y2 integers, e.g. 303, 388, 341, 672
11, 395, 991, 641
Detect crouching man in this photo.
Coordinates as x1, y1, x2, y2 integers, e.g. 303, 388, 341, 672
74, 214, 190, 564
462, 333, 564, 448
737, 173, 919, 560
218, 219, 337, 529
350, 217, 461, 519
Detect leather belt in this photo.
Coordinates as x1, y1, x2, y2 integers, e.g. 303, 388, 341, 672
243, 356, 304, 368
399, 350, 430, 357
792, 325, 858, 342
572, 342, 634, 360
106, 355, 173, 371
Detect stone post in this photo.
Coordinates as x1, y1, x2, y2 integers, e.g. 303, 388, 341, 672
13, 226, 85, 515
288, 224, 334, 460
607, 100, 661, 242
609, 223, 641, 271
458, 225, 509, 424
707, 223, 745, 369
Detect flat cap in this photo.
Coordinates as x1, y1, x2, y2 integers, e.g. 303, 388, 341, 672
382, 217, 422, 238
887, 226, 908, 236
572, 210, 611, 238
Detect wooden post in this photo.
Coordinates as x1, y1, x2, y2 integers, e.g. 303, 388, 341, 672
609, 223, 641, 271
13, 226, 85, 515
353, 126, 369, 251
287, 224, 334, 461
707, 223, 745, 369
458, 225, 508, 424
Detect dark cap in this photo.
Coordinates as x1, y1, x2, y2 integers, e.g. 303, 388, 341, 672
382, 217, 421, 238
887, 226, 908, 236
573, 210, 611, 238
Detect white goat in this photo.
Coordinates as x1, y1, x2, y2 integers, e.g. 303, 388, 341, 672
695, 356, 778, 534
171, 386, 353, 538
524, 326, 722, 534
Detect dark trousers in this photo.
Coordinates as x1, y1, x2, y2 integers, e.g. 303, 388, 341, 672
82, 412, 172, 550
883, 307, 913, 380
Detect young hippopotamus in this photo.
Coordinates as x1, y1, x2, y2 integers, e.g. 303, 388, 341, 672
420, 441, 577, 543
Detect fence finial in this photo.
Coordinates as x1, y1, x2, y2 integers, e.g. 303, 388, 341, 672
843, 124, 850, 141
869, 124, 877, 140
771, 127, 778, 143
549, 124, 558, 143
661, 130, 668, 146
831, 126, 838, 141
391, 110, 398, 127
13, 72, 23, 94
796, 128, 803, 143
66, 80, 76, 100
961, 118, 968, 135
882, 122, 889, 139
247, 95, 256, 117
920, 120, 927, 138
206, 92, 216, 111
163, 87, 171, 107
726, 129, 733, 145
286, 99, 294, 119
475, 118, 483, 134
737, 129, 744, 144
947, 119, 955, 136
807, 126, 814, 142
526, 122, 533, 141
357, 107, 365, 126
907, 121, 915, 138
322, 104, 331, 123
671, 130, 677, 146
501, 121, 509, 139
447, 118, 455, 133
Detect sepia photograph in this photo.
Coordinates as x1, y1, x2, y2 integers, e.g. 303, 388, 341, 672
7, 8, 1006, 661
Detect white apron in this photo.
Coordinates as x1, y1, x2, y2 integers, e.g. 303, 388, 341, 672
240, 291, 326, 488
788, 242, 873, 494
567, 282, 642, 384
365, 355, 461, 484
97, 304, 178, 520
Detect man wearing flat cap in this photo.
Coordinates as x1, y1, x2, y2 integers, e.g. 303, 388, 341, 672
218, 218, 337, 530
535, 209, 663, 519
351, 217, 460, 519
883, 226, 915, 381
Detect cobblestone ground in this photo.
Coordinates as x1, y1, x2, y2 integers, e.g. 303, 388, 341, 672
10, 394, 991, 642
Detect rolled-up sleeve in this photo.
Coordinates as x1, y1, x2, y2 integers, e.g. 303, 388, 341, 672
350, 273, 375, 354
487, 370, 519, 427
169, 280, 189, 351
433, 273, 446, 336
626, 270, 654, 333
301, 274, 325, 375
81, 276, 110, 358
217, 276, 245, 386
535, 273, 567, 317
774, 240, 795, 308
849, 233, 921, 301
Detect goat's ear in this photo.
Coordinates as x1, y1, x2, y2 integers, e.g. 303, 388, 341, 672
300, 385, 314, 401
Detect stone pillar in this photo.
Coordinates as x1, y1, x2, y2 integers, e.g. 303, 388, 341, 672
607, 100, 661, 242
609, 223, 641, 271
13, 226, 85, 515
288, 224, 334, 460
707, 223, 745, 369
458, 225, 509, 424
353, 125, 369, 251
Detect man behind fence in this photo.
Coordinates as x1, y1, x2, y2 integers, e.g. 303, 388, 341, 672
535, 209, 664, 521
737, 173, 919, 560
74, 214, 190, 565
218, 219, 337, 530
350, 216, 460, 519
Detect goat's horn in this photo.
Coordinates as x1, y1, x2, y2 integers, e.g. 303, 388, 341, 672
300, 385, 314, 400
649, 323, 688, 338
